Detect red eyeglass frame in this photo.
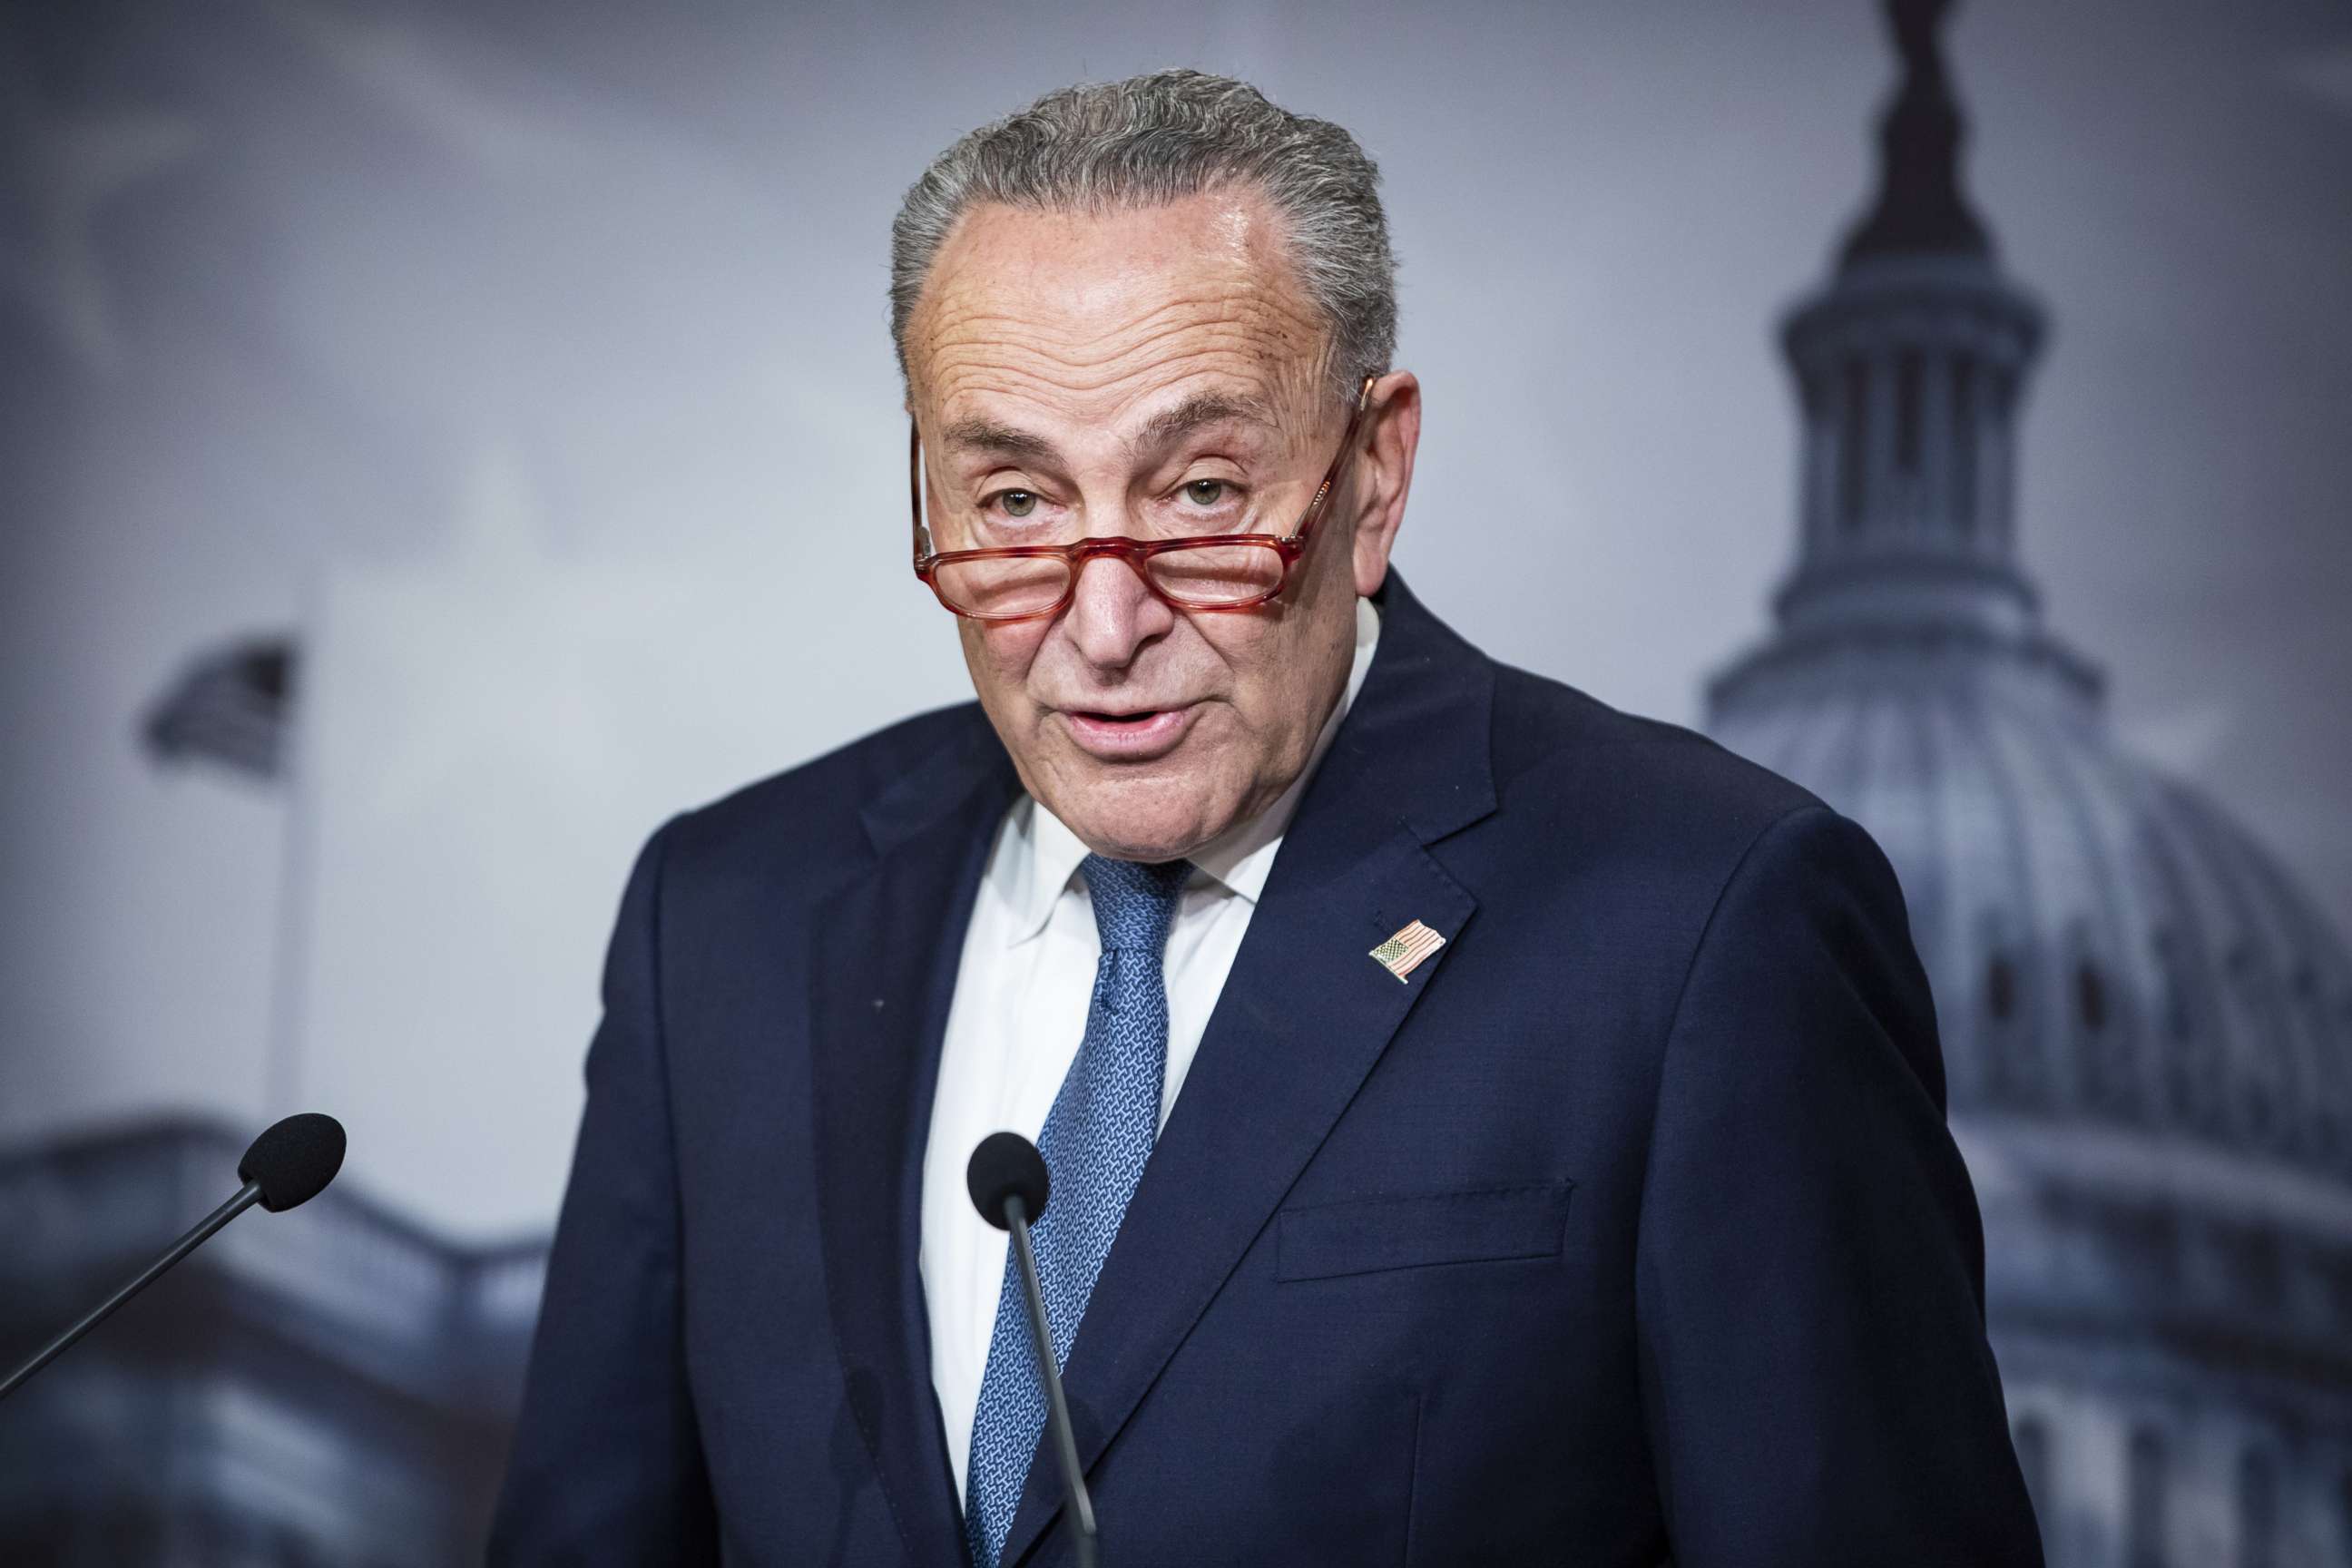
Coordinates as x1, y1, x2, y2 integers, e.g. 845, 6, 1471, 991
910, 375, 1377, 623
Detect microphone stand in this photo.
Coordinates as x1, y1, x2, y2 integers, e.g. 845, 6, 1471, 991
1004, 1194, 1100, 1568
0, 1179, 266, 1401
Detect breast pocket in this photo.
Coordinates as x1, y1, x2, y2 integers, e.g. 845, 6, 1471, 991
1274, 1181, 1575, 1282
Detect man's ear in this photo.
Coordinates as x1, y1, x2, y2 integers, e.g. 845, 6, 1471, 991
1349, 370, 1421, 597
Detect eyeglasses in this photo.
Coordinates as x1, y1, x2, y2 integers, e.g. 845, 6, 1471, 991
910, 376, 1376, 622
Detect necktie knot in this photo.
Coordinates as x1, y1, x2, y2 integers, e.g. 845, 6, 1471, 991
1080, 854, 1191, 954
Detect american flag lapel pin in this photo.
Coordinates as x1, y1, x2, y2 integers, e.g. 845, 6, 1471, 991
1369, 919, 1446, 983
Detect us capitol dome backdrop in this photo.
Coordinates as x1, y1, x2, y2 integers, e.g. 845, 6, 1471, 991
1707, 2, 2352, 1563
2, 1, 2347, 1563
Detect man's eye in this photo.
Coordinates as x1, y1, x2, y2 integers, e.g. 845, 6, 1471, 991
993, 490, 1039, 518
1182, 479, 1228, 506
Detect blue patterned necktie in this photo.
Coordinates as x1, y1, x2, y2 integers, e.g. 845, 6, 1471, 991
963, 852, 1191, 1568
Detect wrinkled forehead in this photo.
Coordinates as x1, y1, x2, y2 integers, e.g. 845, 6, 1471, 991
906, 188, 1334, 446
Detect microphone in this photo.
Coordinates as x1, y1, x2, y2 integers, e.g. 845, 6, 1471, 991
966, 1132, 1100, 1568
0, 1112, 347, 1401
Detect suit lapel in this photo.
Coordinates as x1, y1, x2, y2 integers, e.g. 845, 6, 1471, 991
808, 710, 1018, 1566
998, 574, 1499, 1567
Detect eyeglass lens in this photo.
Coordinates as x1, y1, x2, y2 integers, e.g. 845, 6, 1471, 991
931, 543, 1286, 618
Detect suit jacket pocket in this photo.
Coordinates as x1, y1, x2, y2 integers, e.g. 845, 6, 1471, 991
1275, 1181, 1575, 1282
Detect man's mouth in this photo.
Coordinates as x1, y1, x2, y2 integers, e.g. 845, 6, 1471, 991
1062, 703, 1197, 759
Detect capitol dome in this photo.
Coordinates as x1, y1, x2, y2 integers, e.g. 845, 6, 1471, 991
1707, 4, 2352, 1563
1713, 613, 2352, 1182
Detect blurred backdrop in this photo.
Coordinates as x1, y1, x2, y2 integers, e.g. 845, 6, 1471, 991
1, 0, 2347, 1563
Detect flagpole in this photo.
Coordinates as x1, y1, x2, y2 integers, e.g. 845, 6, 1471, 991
261, 578, 322, 1120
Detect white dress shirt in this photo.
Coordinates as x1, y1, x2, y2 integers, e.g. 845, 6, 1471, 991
919, 594, 1381, 1500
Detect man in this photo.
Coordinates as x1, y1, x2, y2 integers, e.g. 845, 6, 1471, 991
492, 70, 2043, 1566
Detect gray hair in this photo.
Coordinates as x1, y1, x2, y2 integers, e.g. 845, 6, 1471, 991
889, 69, 1396, 405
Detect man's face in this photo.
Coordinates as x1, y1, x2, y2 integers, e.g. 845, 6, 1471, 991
906, 187, 1417, 863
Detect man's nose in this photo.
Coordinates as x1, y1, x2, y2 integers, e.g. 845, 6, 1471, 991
1062, 551, 1172, 671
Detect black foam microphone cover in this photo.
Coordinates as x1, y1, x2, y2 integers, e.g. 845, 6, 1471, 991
966, 1131, 1051, 1230
238, 1112, 348, 1212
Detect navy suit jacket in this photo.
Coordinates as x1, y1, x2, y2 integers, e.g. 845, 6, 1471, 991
490, 574, 2043, 1566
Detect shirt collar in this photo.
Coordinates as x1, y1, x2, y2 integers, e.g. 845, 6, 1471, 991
1003, 593, 1382, 944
